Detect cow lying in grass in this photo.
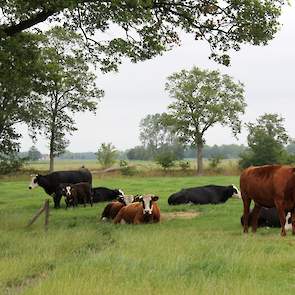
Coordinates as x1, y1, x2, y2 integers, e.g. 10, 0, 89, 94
62, 182, 93, 208
240, 207, 292, 230
113, 195, 160, 224
101, 195, 137, 221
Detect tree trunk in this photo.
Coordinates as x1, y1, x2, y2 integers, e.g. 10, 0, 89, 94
196, 143, 203, 175
49, 125, 55, 172
49, 141, 54, 172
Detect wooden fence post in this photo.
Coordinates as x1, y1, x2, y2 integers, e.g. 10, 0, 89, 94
27, 199, 50, 231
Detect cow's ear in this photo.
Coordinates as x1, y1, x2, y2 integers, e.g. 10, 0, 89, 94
152, 196, 159, 201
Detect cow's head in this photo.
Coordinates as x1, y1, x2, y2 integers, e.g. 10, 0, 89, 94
139, 195, 159, 215
65, 186, 72, 197
28, 174, 39, 189
118, 189, 125, 196
117, 195, 135, 206
231, 185, 241, 199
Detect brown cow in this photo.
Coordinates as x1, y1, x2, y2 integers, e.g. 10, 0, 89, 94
240, 165, 295, 236
113, 195, 160, 224
64, 182, 93, 208
101, 195, 137, 221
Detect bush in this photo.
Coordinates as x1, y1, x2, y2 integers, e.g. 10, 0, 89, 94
0, 155, 26, 174
119, 160, 137, 176
179, 161, 190, 171
155, 152, 176, 170
208, 155, 223, 170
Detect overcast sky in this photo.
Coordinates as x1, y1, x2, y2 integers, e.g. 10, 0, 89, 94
19, 4, 295, 153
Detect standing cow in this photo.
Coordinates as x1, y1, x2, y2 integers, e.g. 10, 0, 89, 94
240, 165, 295, 236
168, 185, 240, 205
63, 182, 93, 208
28, 168, 92, 208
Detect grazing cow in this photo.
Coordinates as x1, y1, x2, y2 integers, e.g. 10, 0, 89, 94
113, 195, 160, 224
92, 187, 124, 202
240, 165, 295, 236
63, 182, 93, 208
101, 195, 137, 221
28, 168, 92, 208
240, 207, 292, 229
168, 185, 240, 205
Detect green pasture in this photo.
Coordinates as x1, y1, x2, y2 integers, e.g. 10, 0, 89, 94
1, 176, 295, 295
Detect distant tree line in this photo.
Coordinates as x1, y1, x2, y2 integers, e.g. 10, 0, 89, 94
126, 144, 247, 161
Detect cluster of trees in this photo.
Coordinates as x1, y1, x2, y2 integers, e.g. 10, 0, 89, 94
0, 0, 287, 173
126, 144, 246, 161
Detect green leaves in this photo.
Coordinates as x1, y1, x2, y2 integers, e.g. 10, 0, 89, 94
0, 0, 287, 67
96, 143, 118, 168
165, 66, 246, 173
239, 113, 290, 168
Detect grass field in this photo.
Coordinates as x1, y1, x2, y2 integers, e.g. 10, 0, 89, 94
1, 175, 295, 294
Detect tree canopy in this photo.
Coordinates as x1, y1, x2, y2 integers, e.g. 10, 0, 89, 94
164, 66, 246, 174
239, 113, 292, 168
0, 0, 287, 67
32, 28, 103, 171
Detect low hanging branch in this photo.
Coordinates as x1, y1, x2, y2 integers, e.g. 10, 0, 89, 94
27, 199, 50, 231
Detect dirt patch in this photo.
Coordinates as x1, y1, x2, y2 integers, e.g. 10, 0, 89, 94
162, 211, 200, 221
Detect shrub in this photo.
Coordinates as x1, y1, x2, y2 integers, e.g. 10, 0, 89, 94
155, 152, 176, 170
119, 160, 137, 176
179, 161, 190, 171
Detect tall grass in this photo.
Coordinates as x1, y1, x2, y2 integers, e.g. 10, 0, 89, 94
1, 176, 294, 294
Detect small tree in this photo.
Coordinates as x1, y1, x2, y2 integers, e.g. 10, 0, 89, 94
155, 151, 176, 170
32, 28, 103, 172
96, 143, 117, 169
28, 146, 42, 161
164, 67, 246, 175
239, 113, 289, 168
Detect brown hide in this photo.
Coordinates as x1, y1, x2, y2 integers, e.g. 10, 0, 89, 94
240, 165, 295, 236
66, 182, 93, 207
101, 201, 124, 220
113, 202, 161, 224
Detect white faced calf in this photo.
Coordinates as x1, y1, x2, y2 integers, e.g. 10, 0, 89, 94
113, 195, 160, 224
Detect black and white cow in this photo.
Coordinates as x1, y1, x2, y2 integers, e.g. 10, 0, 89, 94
92, 187, 124, 202
240, 207, 292, 229
168, 185, 240, 205
28, 168, 92, 208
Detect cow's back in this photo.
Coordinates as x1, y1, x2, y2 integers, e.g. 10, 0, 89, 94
240, 165, 294, 207
50, 169, 92, 188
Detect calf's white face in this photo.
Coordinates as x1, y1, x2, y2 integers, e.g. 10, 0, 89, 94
232, 184, 241, 199
124, 195, 134, 205
140, 195, 159, 215
28, 175, 38, 189
65, 186, 72, 196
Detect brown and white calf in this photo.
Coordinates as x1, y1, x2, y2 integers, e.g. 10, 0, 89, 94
63, 182, 93, 208
113, 195, 160, 224
101, 195, 137, 221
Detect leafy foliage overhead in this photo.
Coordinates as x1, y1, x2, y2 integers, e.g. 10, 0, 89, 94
0, 0, 287, 67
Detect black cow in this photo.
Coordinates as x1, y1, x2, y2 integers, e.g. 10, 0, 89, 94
28, 168, 92, 208
168, 185, 240, 205
92, 187, 124, 202
62, 182, 93, 208
240, 207, 292, 229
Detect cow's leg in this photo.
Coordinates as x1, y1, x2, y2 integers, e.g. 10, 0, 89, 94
291, 209, 295, 235
53, 193, 62, 209
242, 192, 251, 233
251, 203, 261, 233
274, 199, 286, 236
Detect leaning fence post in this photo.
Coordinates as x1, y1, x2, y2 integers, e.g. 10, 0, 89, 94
27, 199, 50, 231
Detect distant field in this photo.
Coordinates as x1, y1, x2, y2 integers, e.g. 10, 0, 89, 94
21, 158, 240, 176
1, 176, 295, 294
